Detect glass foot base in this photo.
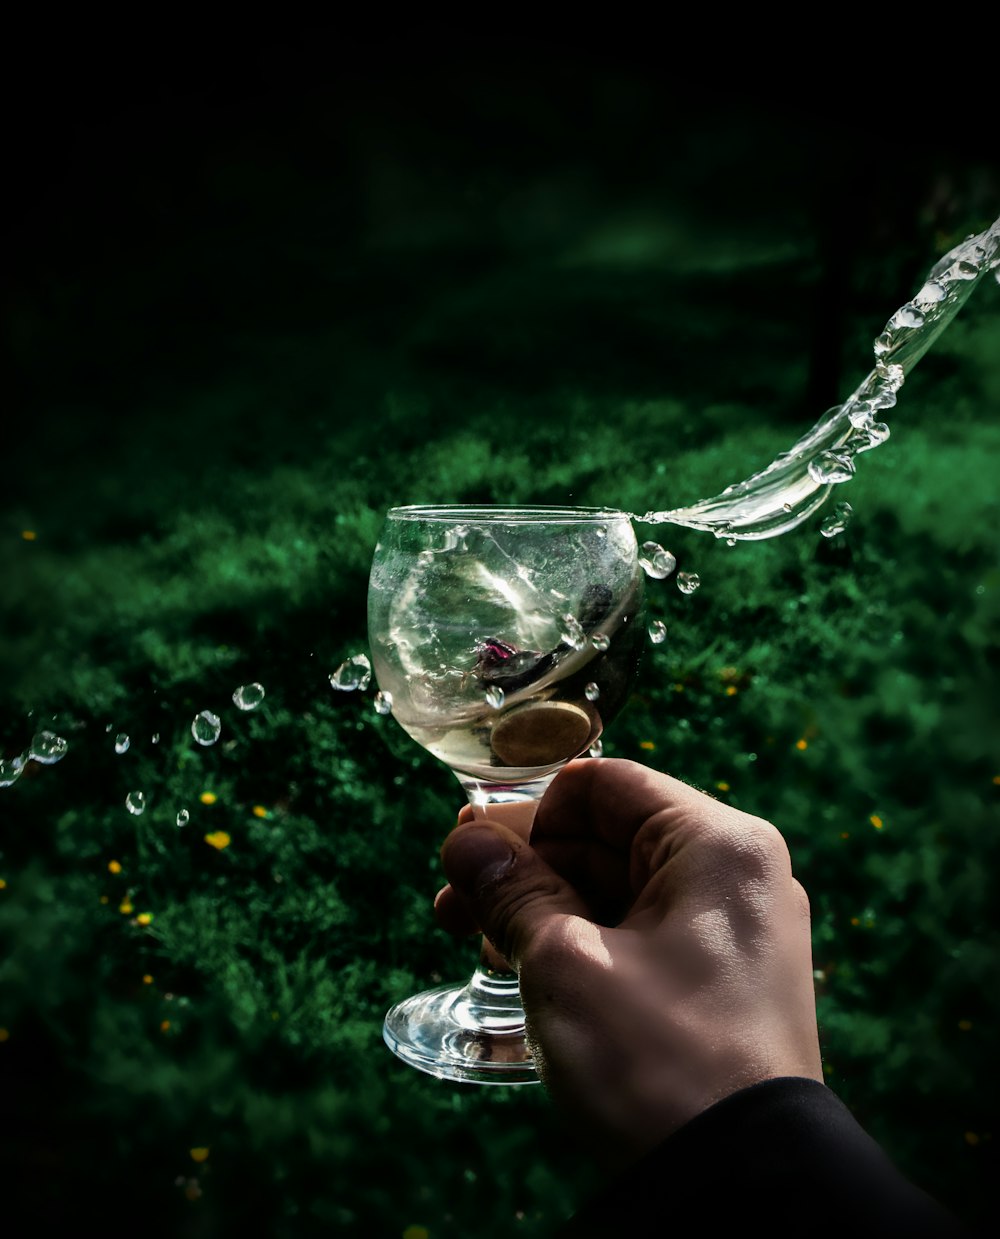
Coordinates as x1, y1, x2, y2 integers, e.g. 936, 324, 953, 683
383, 978, 542, 1085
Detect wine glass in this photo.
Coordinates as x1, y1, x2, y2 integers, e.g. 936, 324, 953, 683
367, 505, 646, 1084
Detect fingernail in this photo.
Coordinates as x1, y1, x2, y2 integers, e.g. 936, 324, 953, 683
442, 824, 515, 894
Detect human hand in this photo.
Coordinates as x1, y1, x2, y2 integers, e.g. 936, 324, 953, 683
434, 758, 823, 1168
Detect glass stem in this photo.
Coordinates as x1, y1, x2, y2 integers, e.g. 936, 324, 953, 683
458, 773, 555, 982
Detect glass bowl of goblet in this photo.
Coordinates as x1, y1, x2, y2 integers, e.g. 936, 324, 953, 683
367, 505, 646, 1084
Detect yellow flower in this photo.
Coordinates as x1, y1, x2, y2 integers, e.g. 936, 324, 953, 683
136, 912, 153, 926
715, 781, 730, 792
142, 975, 154, 985
252, 805, 268, 819
108, 859, 123, 874
795, 739, 808, 751
0, 878, 6, 890
21, 530, 37, 541
160, 1020, 171, 1033
199, 791, 218, 805
190, 1147, 210, 1163
639, 740, 656, 752
119, 899, 134, 915
204, 831, 231, 851
725, 685, 737, 696
869, 814, 884, 830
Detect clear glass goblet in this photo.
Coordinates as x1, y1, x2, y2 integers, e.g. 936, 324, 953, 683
367, 505, 646, 1084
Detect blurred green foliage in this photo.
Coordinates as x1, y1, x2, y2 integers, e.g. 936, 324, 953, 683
1, 40, 998, 1237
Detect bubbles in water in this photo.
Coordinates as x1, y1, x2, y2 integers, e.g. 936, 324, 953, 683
807, 451, 856, 485
330, 654, 372, 692
176, 808, 190, 828
126, 790, 146, 816
591, 633, 610, 652
588, 739, 604, 758
559, 614, 587, 650
191, 711, 222, 746
820, 501, 854, 538
0, 755, 27, 787
115, 734, 130, 754
639, 541, 677, 579
648, 620, 667, 644
676, 573, 701, 595
233, 682, 265, 710
29, 731, 69, 765
374, 690, 393, 716
585, 682, 600, 701
485, 685, 505, 709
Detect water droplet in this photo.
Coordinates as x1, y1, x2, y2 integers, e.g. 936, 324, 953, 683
151, 733, 160, 745
595, 526, 607, 538
875, 361, 905, 391
191, 711, 222, 746
954, 260, 979, 280
126, 790, 146, 816
485, 685, 505, 709
0, 755, 27, 787
676, 573, 701, 595
888, 304, 925, 331
330, 653, 373, 692
847, 399, 874, 428
29, 731, 69, 765
374, 690, 394, 716
115, 733, 130, 754
648, 620, 667, 644
873, 330, 893, 358
820, 501, 854, 538
560, 614, 587, 650
176, 808, 190, 828
639, 541, 677, 579
233, 682, 265, 710
591, 632, 610, 652
584, 682, 600, 701
913, 280, 947, 307
588, 739, 604, 758
868, 389, 897, 412
807, 451, 856, 485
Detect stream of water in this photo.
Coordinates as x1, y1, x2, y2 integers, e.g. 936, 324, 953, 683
639, 215, 1000, 541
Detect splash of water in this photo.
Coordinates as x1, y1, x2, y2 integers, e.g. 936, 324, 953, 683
639, 216, 1000, 541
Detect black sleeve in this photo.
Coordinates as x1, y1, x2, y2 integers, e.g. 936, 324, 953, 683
557, 1076, 975, 1238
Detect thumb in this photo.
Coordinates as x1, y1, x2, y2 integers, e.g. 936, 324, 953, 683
440, 820, 589, 968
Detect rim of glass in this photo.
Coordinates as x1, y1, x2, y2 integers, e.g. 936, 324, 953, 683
387, 504, 628, 523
